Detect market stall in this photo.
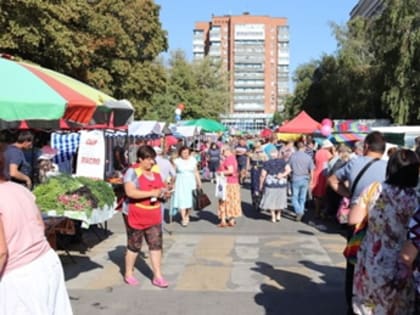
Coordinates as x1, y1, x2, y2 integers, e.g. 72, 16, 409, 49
0, 56, 127, 247
331, 120, 370, 144
183, 118, 226, 133
33, 175, 116, 229
128, 120, 162, 138
92, 99, 134, 128
276, 111, 321, 134
43, 216, 76, 261
169, 125, 201, 138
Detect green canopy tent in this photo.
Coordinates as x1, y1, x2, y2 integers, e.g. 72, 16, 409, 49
183, 118, 226, 133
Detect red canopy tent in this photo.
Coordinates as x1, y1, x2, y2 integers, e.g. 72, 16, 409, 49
276, 111, 321, 134
260, 128, 273, 138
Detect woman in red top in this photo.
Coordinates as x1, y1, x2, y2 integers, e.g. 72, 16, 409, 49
217, 144, 242, 227
311, 140, 333, 218
124, 145, 170, 288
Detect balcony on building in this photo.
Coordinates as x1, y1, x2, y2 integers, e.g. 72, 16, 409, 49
234, 72, 265, 80
234, 62, 265, 72
234, 79, 265, 88
193, 53, 205, 60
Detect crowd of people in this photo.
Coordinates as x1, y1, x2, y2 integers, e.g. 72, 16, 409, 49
1, 127, 420, 314
121, 131, 420, 315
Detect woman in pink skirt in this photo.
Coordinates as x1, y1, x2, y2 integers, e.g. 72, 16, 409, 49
217, 144, 242, 227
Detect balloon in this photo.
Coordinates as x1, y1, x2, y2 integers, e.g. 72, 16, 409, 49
321, 118, 333, 127
175, 108, 182, 115
320, 124, 332, 136
177, 103, 185, 110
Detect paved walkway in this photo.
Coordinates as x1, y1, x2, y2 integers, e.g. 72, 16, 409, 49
64, 182, 347, 315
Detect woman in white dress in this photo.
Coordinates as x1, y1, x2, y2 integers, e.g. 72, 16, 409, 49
172, 146, 202, 226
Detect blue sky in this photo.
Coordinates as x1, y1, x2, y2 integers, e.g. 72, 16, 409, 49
155, 0, 356, 89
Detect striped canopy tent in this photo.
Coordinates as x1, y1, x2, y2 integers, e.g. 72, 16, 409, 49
0, 57, 115, 129
0, 56, 133, 130
331, 120, 370, 143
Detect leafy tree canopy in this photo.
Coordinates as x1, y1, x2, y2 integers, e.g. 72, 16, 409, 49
287, 0, 419, 124
0, 0, 168, 119
150, 51, 230, 122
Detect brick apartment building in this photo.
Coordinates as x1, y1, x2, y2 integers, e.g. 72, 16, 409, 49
193, 13, 289, 132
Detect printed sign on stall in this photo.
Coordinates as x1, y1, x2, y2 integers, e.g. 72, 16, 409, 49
76, 130, 105, 179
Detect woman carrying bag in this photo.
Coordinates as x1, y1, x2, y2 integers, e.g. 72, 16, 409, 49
216, 144, 242, 227
259, 148, 291, 222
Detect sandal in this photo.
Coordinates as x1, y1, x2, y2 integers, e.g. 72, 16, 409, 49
124, 276, 140, 286
152, 277, 169, 288
217, 222, 228, 228
228, 219, 236, 227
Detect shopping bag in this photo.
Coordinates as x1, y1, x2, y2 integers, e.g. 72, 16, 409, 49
336, 197, 350, 224
343, 218, 367, 265
192, 188, 211, 210
201, 166, 211, 181
215, 174, 227, 200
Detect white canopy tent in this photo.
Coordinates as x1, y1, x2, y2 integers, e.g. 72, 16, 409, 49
169, 124, 201, 138
128, 120, 162, 138
371, 125, 420, 148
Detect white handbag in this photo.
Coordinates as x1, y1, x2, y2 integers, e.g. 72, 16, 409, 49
215, 174, 227, 200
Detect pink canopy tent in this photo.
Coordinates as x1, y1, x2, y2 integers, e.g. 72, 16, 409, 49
276, 111, 321, 134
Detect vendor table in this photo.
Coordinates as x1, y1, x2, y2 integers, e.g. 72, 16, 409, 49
44, 203, 117, 229
43, 216, 76, 262
43, 203, 116, 262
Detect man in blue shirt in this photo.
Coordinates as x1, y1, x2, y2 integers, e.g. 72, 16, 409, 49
4, 131, 33, 189
288, 141, 314, 221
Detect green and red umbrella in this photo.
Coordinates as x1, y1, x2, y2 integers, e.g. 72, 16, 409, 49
0, 57, 118, 129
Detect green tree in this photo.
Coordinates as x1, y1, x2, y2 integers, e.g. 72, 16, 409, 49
271, 111, 283, 126
0, 0, 168, 118
302, 55, 339, 121
370, 0, 420, 124
285, 60, 319, 117
191, 57, 230, 119
289, 18, 388, 121
150, 51, 229, 122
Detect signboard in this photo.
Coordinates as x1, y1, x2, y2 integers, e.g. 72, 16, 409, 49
76, 130, 105, 179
